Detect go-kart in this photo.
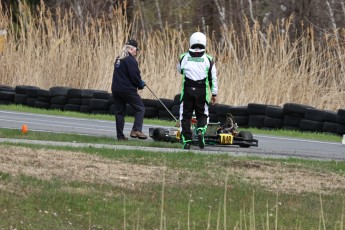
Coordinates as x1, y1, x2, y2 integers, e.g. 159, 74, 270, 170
149, 113, 258, 148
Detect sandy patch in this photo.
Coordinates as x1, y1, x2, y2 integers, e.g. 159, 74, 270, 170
0, 146, 345, 194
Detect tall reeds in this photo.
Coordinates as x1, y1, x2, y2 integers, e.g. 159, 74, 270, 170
0, 2, 344, 111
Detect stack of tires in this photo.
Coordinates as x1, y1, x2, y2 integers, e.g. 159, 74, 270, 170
49, 86, 71, 111
264, 105, 284, 129
0, 85, 15, 105
282, 103, 314, 130
247, 103, 267, 128
90, 91, 111, 115
35, 89, 50, 109
0, 84, 345, 136
337, 109, 345, 135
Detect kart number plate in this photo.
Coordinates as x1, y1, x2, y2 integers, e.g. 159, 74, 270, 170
219, 134, 233, 145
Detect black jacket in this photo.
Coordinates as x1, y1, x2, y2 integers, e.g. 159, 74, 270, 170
111, 53, 143, 92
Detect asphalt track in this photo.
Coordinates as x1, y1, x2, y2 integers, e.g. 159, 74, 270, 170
0, 110, 344, 160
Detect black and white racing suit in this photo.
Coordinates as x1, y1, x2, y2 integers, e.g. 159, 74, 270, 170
177, 51, 218, 145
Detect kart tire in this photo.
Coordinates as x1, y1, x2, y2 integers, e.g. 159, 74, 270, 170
152, 128, 167, 141
238, 131, 253, 148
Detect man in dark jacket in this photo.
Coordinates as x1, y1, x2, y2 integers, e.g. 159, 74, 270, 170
111, 39, 147, 140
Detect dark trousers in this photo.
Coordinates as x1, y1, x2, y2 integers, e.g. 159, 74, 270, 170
180, 87, 208, 143
112, 91, 145, 139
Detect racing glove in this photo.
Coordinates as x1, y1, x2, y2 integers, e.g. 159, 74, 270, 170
139, 80, 146, 89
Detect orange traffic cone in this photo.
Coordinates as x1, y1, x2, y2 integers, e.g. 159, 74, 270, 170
21, 124, 28, 134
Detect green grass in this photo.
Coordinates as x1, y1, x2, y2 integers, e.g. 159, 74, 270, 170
1, 104, 345, 229
0, 143, 345, 229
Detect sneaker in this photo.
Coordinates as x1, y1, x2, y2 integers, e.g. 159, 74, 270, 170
183, 142, 191, 150
198, 130, 205, 149
130, 130, 148, 139
117, 137, 128, 141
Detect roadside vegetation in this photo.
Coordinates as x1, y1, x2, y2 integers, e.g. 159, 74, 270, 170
0, 2, 345, 111
0, 143, 345, 229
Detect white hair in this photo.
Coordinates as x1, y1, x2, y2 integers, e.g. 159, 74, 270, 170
118, 45, 135, 59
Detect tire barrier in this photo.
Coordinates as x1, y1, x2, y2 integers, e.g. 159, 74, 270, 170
0, 84, 344, 136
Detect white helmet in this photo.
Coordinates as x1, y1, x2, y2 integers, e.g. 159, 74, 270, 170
189, 32, 206, 52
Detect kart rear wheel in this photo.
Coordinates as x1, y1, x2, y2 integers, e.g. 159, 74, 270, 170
238, 131, 253, 148
152, 128, 167, 141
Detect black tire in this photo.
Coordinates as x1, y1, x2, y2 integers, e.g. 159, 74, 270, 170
323, 110, 337, 122
81, 89, 99, 98
299, 119, 323, 132
152, 128, 167, 141
37, 89, 50, 97
229, 106, 249, 116
337, 114, 345, 125
145, 107, 159, 118
172, 104, 180, 116
156, 98, 174, 110
208, 104, 218, 114
82, 97, 92, 106
35, 101, 50, 109
216, 104, 232, 116
248, 115, 265, 128
64, 104, 80, 112
173, 94, 181, 105
37, 96, 50, 103
338, 109, 345, 116
142, 98, 158, 108
247, 103, 267, 115
158, 109, 174, 118
15, 85, 40, 95
26, 98, 37, 107
238, 131, 253, 148
90, 99, 110, 110
50, 104, 64, 111
322, 122, 338, 134
233, 115, 249, 126
80, 105, 92, 114
337, 124, 345, 135
67, 88, 83, 98
14, 94, 27, 105
26, 87, 40, 98
49, 86, 71, 97
0, 100, 11, 105
91, 109, 110, 115
93, 91, 111, 100
50, 96, 67, 105
263, 116, 283, 129
265, 105, 284, 118
283, 114, 303, 127
0, 91, 15, 101
0, 85, 15, 92
67, 97, 82, 105
283, 103, 314, 115
304, 108, 325, 122
282, 126, 299, 131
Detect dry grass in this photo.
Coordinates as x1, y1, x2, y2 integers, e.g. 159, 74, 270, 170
0, 3, 344, 111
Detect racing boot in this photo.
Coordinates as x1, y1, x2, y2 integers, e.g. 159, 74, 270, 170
183, 142, 191, 150
197, 129, 205, 149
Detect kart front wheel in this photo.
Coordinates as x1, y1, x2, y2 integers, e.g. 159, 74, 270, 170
152, 128, 167, 141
